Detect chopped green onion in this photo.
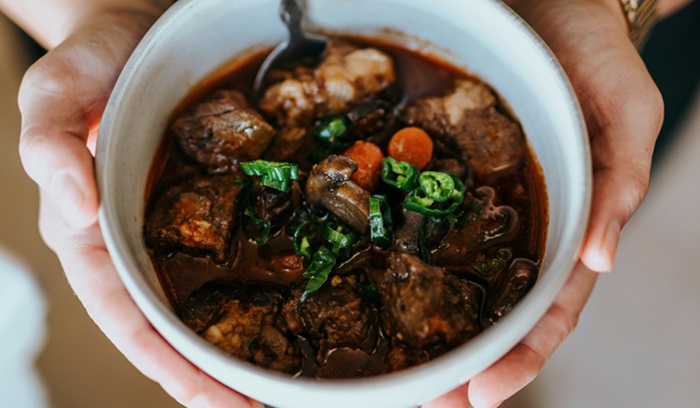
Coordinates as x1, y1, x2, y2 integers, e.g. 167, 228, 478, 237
300, 246, 337, 302
315, 117, 348, 143
291, 211, 314, 259
241, 160, 298, 192
243, 207, 271, 245
404, 172, 465, 219
324, 222, 356, 254
381, 157, 419, 192
369, 195, 393, 247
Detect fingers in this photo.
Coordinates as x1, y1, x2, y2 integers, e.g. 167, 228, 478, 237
524, 0, 664, 273
38, 191, 255, 407
467, 263, 598, 408
19, 79, 99, 228
423, 383, 472, 408
17, 11, 159, 228
578, 62, 664, 272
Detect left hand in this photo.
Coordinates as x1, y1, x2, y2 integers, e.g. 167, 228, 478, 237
426, 0, 664, 406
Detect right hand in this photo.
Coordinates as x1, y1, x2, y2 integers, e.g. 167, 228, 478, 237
18, 8, 262, 407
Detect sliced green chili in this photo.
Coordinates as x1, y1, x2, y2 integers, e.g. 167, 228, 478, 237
381, 157, 419, 192
315, 117, 348, 144
369, 195, 393, 247
241, 160, 298, 192
300, 246, 337, 302
404, 172, 465, 218
418, 171, 456, 202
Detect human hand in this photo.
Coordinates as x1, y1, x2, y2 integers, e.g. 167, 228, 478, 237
17, 8, 261, 408
426, 0, 664, 406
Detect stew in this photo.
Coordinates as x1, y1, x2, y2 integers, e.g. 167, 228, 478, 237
144, 37, 547, 378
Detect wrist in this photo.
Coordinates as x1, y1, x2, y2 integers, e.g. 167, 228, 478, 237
1, 0, 172, 49
503, 0, 629, 31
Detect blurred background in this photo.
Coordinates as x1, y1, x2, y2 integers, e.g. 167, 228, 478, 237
0, 2, 698, 407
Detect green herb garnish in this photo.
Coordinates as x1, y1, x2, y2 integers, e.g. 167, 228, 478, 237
315, 117, 348, 144
369, 195, 393, 247
300, 246, 338, 302
241, 160, 298, 192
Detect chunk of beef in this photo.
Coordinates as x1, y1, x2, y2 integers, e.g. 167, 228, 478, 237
378, 253, 482, 348
392, 208, 453, 258
427, 158, 470, 182
484, 259, 538, 327
172, 90, 275, 172
284, 275, 379, 361
306, 155, 370, 234
263, 127, 309, 163
182, 283, 300, 374
260, 40, 396, 127
346, 98, 401, 143
430, 186, 518, 267
145, 175, 241, 262
404, 79, 524, 179
392, 209, 423, 255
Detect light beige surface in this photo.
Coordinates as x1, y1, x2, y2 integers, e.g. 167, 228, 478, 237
0, 14, 178, 408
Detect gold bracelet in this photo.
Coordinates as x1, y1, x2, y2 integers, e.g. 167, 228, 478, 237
619, 0, 658, 49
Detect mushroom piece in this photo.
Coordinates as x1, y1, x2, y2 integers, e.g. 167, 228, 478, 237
305, 155, 371, 234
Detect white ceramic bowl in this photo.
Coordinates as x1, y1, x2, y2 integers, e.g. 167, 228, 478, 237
96, 0, 591, 407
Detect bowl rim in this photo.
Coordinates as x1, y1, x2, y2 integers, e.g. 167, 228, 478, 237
96, 0, 591, 405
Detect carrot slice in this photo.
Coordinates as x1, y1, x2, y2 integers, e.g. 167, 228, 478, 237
343, 141, 385, 192
387, 127, 434, 170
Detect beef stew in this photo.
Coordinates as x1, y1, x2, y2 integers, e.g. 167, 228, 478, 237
144, 37, 547, 378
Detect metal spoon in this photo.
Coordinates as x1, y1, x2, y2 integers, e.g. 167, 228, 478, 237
253, 0, 328, 95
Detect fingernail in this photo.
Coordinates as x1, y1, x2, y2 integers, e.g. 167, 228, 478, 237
51, 172, 84, 223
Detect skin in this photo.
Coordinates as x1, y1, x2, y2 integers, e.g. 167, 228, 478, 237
1, 0, 689, 406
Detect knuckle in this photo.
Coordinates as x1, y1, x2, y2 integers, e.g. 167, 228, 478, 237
543, 303, 578, 344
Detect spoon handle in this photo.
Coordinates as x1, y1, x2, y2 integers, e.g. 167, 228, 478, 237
280, 0, 305, 39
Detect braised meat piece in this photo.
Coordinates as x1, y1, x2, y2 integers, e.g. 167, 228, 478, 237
145, 175, 241, 262
260, 40, 396, 127
263, 127, 309, 163
284, 275, 379, 361
392, 209, 423, 255
182, 283, 300, 374
392, 208, 452, 258
306, 155, 371, 234
483, 258, 538, 327
172, 89, 275, 172
430, 186, 518, 267
403, 79, 525, 179
378, 253, 482, 348
427, 158, 470, 183
345, 98, 401, 143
